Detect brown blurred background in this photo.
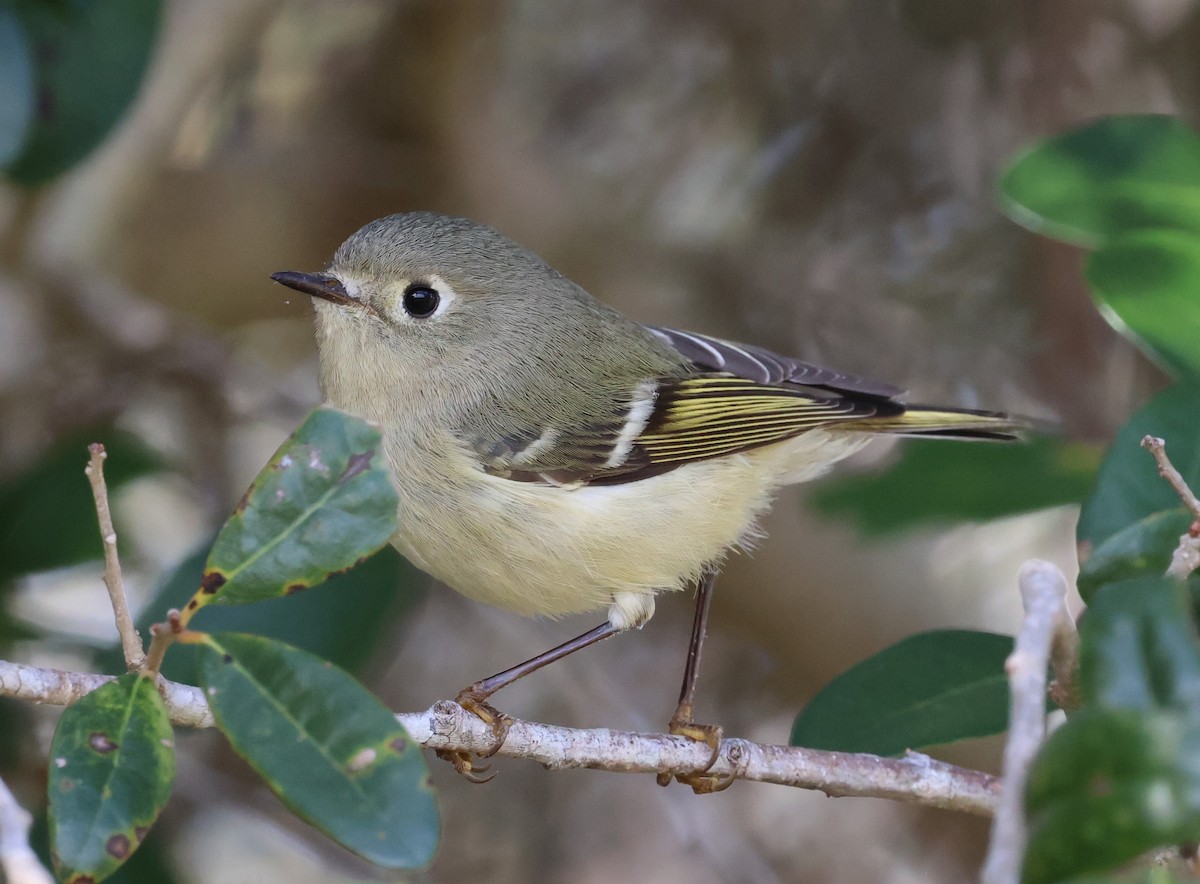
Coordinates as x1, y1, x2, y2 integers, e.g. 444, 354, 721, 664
1, 0, 1192, 880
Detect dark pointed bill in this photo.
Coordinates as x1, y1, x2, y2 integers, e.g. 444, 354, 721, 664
271, 271, 357, 307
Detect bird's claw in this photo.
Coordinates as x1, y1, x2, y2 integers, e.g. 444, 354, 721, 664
657, 714, 737, 793
435, 748, 496, 784
434, 685, 512, 783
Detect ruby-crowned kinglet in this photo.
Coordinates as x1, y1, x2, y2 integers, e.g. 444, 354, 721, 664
272, 212, 1023, 783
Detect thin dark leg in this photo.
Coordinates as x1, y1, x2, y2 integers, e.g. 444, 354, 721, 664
672, 569, 717, 719
658, 570, 735, 793
464, 621, 619, 702
441, 621, 621, 781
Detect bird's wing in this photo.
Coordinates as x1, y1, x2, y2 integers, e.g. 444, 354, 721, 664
475, 327, 902, 485
646, 326, 903, 399
472, 326, 1020, 486
607, 374, 901, 480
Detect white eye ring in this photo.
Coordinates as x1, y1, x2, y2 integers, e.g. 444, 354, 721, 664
395, 273, 456, 322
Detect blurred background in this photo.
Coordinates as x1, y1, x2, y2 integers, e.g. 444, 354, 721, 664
0, 0, 1191, 881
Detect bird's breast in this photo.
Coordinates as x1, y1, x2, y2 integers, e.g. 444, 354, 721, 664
375, 426, 866, 619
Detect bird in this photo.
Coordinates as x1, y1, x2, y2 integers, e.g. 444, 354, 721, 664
272, 211, 1025, 789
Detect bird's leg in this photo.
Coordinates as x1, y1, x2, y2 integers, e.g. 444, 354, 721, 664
439, 621, 620, 781
657, 569, 735, 793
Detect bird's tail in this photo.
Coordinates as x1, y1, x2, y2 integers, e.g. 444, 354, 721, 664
849, 405, 1029, 441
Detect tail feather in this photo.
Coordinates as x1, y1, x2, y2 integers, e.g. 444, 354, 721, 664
849, 405, 1029, 441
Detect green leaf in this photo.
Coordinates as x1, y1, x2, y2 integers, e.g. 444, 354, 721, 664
1078, 577, 1200, 713
0, 8, 35, 166
189, 408, 399, 616
48, 673, 174, 883
790, 630, 1013, 755
1086, 229, 1200, 379
97, 544, 425, 684
810, 435, 1097, 536
1000, 114, 1200, 246
5, 0, 163, 184
1023, 709, 1200, 884
0, 427, 161, 585
1077, 509, 1195, 602
31, 807, 183, 884
197, 633, 438, 868
1077, 383, 1200, 549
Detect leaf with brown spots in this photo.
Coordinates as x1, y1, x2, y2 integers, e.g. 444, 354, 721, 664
198, 632, 437, 868
183, 408, 398, 621
48, 673, 175, 882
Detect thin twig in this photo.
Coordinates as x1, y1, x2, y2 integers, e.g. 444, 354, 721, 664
0, 660, 213, 728
85, 443, 145, 670
0, 657, 1000, 816
142, 610, 182, 677
0, 774, 53, 884
981, 559, 1071, 884
1141, 436, 1200, 520
1140, 436, 1200, 581
407, 702, 1000, 814
1165, 534, 1200, 582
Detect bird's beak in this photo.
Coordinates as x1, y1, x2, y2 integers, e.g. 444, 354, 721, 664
270, 271, 358, 307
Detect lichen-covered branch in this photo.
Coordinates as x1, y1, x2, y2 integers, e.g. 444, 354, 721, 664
0, 660, 213, 728
402, 701, 1000, 814
0, 658, 999, 816
981, 559, 1071, 884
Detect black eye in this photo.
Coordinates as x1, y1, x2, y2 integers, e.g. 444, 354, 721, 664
402, 284, 440, 318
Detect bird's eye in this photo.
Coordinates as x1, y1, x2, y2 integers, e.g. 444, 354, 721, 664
402, 284, 441, 318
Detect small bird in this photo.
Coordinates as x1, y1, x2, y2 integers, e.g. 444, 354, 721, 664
273, 212, 1024, 789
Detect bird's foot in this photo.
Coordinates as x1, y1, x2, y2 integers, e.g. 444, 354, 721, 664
434, 685, 512, 784
656, 707, 736, 794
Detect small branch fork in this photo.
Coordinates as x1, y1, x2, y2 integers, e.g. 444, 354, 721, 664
0, 656, 1001, 815
85, 444, 145, 671
982, 437, 1200, 882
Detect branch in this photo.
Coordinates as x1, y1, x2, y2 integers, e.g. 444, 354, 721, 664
1141, 436, 1200, 520
0, 774, 53, 884
1140, 436, 1200, 581
981, 559, 1071, 884
0, 658, 999, 816
403, 702, 999, 813
0, 660, 212, 729
85, 443, 145, 670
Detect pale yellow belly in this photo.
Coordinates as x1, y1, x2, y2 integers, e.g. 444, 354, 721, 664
385, 428, 869, 630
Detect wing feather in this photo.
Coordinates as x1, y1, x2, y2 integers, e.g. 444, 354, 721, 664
631, 376, 898, 465
648, 326, 903, 398
475, 328, 937, 485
